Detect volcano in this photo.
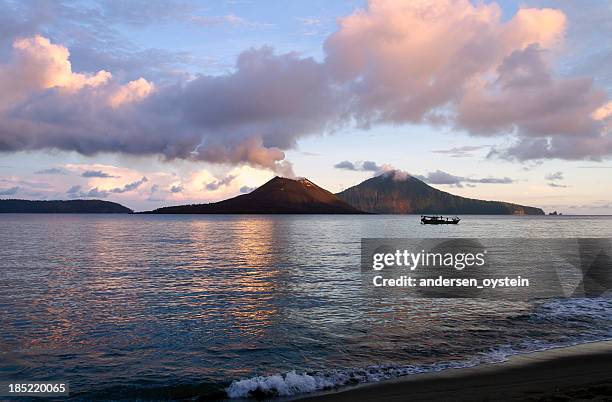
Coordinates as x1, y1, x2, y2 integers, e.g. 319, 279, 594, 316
148, 176, 365, 214
337, 172, 544, 215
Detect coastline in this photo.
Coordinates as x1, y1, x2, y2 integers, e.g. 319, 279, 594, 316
295, 340, 612, 402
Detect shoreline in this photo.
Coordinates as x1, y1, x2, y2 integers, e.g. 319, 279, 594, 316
295, 340, 612, 402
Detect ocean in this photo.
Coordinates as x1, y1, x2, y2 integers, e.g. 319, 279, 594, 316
0, 214, 611, 400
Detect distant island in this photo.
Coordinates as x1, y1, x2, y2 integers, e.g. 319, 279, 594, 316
337, 172, 544, 215
1, 173, 545, 215
0, 199, 133, 213
146, 177, 363, 214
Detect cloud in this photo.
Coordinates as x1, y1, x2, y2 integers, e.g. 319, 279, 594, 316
0, 0, 611, 169
77, 176, 148, 199
0, 186, 19, 196
545, 171, 564, 181
334, 160, 382, 172
416, 170, 513, 187
111, 176, 148, 193
0, 34, 154, 110
361, 161, 381, 172
1, 176, 52, 190
0, 161, 275, 208
334, 161, 357, 170
35, 167, 65, 174
299, 17, 322, 27
575, 201, 612, 210
189, 14, 254, 27
108, 77, 154, 108
475, 177, 514, 184
12, 35, 112, 92
325, 1, 565, 124
337, 162, 412, 182
93, 0, 200, 26
0, 0, 206, 82
0, 37, 337, 174
461, 45, 610, 160
385, 170, 410, 181
240, 185, 255, 193
432, 146, 488, 158
81, 170, 118, 178
324, 0, 610, 160
548, 1, 612, 93
336, 162, 510, 189
206, 174, 237, 191
147, 165, 273, 205
545, 171, 568, 188
85, 187, 109, 198
66, 185, 81, 194
297, 17, 325, 36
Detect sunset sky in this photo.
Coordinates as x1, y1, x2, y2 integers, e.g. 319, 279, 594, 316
0, 0, 611, 213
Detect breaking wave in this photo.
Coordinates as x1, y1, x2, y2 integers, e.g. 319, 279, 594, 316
227, 297, 612, 399
226, 356, 503, 398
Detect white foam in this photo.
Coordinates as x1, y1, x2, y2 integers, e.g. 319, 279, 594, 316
226, 335, 612, 399
226, 298, 612, 399
226, 362, 478, 398
226, 371, 332, 398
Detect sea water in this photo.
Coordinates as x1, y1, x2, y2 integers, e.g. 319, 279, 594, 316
0, 214, 611, 400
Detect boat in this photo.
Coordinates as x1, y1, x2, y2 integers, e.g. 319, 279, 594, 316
421, 215, 460, 225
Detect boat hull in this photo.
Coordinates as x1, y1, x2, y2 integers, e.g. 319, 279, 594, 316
420, 215, 461, 225
421, 220, 460, 225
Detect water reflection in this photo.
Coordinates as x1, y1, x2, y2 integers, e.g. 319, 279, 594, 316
0, 214, 611, 400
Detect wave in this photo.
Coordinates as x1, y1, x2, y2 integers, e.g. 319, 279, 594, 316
226, 340, 608, 399
226, 356, 503, 398
227, 297, 612, 399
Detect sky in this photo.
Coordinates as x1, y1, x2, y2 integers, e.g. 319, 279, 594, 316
0, 0, 611, 213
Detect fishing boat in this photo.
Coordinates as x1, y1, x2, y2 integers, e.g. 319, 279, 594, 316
421, 215, 460, 225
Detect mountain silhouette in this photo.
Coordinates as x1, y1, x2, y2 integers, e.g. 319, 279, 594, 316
148, 176, 364, 214
0, 199, 133, 213
337, 172, 544, 215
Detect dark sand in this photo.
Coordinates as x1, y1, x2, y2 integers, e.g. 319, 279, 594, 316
297, 340, 612, 401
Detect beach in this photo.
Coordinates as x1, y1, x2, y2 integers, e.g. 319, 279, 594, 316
297, 340, 612, 402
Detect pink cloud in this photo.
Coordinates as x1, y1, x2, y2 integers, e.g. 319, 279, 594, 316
0, 1, 610, 167
324, 0, 567, 125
